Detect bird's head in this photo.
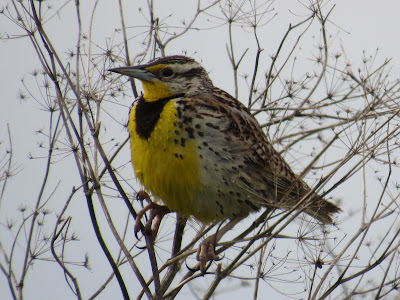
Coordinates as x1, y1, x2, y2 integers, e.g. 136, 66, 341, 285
109, 56, 213, 102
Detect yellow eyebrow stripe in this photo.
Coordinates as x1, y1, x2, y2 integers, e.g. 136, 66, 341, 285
146, 64, 167, 72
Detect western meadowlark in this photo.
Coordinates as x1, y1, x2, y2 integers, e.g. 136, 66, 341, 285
110, 55, 340, 270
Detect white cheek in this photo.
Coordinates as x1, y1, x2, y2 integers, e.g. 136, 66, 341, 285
170, 77, 202, 93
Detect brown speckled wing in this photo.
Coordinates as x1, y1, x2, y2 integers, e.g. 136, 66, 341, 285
185, 88, 340, 223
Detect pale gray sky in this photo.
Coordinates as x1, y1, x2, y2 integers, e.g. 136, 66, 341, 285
1, 1, 400, 299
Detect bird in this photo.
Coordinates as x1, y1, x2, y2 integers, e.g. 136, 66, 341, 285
109, 55, 340, 271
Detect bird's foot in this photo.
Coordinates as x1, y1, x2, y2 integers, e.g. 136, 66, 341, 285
134, 191, 170, 239
196, 234, 221, 273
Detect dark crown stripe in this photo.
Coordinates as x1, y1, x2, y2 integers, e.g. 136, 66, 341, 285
147, 55, 196, 67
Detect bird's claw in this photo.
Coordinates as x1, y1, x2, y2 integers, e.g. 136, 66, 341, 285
134, 191, 170, 239
196, 235, 221, 273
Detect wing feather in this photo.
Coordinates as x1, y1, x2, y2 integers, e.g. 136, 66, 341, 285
186, 88, 339, 223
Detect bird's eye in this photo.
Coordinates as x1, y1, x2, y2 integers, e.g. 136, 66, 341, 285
162, 68, 174, 77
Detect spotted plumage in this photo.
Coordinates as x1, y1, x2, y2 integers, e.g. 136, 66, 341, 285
110, 55, 340, 225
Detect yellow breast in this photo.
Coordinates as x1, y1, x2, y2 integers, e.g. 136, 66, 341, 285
129, 100, 202, 218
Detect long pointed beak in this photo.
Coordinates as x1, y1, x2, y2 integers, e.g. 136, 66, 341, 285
108, 66, 156, 82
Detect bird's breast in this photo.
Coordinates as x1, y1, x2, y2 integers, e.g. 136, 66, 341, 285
129, 99, 202, 217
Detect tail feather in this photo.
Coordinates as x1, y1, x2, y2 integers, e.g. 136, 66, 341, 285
304, 196, 341, 224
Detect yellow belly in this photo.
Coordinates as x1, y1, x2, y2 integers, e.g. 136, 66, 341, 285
129, 100, 202, 218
